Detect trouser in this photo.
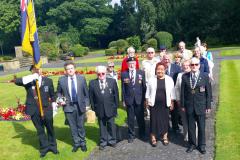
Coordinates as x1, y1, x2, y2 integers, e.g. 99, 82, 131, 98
126, 100, 145, 139
98, 116, 116, 147
31, 109, 57, 154
170, 101, 180, 130
65, 104, 86, 147
187, 112, 206, 149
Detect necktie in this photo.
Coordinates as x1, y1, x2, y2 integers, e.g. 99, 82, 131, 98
192, 73, 196, 85
166, 68, 170, 75
71, 77, 77, 102
100, 80, 104, 94
130, 70, 134, 85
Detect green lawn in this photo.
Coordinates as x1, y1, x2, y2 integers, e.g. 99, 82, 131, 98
220, 48, 240, 56
215, 60, 240, 160
0, 70, 127, 160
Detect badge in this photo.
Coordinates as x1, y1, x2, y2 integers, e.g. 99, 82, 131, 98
191, 89, 195, 94
44, 86, 49, 92
109, 88, 112, 94
101, 90, 105, 94
123, 78, 130, 83
138, 74, 142, 80
139, 80, 142, 84
200, 86, 205, 92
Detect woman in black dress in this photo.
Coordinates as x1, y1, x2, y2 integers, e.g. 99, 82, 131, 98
146, 62, 175, 147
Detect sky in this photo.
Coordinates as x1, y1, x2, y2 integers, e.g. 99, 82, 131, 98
111, 0, 120, 5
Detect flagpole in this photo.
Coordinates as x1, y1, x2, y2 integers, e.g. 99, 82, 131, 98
35, 79, 44, 118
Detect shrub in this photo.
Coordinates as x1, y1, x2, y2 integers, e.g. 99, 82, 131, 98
2, 56, 13, 61
127, 36, 141, 50
108, 41, 117, 48
116, 39, 128, 54
40, 42, 58, 60
59, 37, 72, 53
105, 48, 117, 56
155, 31, 173, 49
70, 44, 89, 57
146, 38, 158, 50
141, 44, 149, 51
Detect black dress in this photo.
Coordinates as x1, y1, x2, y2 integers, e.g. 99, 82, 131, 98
150, 78, 169, 136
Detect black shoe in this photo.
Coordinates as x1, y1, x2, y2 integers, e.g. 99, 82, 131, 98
72, 146, 80, 152
40, 152, 47, 158
99, 145, 106, 150
81, 145, 87, 152
49, 148, 59, 155
109, 143, 117, 148
186, 145, 196, 153
128, 139, 134, 143
198, 147, 206, 154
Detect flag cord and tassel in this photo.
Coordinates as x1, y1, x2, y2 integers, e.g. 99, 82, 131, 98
36, 79, 44, 118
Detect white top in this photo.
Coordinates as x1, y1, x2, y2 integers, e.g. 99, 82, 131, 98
142, 57, 160, 83
145, 75, 175, 107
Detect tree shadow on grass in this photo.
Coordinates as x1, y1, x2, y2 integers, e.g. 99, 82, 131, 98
12, 122, 39, 150
54, 125, 99, 146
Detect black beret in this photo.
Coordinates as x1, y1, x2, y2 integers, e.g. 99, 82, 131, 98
127, 57, 136, 62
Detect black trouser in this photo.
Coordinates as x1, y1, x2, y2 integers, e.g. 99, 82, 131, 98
65, 103, 86, 147
126, 100, 145, 139
187, 112, 206, 149
98, 116, 116, 147
31, 109, 57, 154
170, 101, 180, 130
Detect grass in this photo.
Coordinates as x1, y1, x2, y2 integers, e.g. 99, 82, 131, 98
0, 69, 127, 160
220, 48, 240, 56
215, 60, 240, 160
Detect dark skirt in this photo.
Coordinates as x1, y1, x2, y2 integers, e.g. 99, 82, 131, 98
150, 105, 169, 136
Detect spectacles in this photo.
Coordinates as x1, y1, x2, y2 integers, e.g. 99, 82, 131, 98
147, 52, 154, 54
191, 63, 199, 66
108, 66, 114, 68
98, 73, 105, 76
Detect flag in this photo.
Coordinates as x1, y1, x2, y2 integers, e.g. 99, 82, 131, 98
21, 0, 41, 68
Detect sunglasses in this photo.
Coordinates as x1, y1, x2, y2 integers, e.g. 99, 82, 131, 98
191, 63, 199, 66
109, 66, 114, 68
98, 73, 105, 76
147, 52, 154, 54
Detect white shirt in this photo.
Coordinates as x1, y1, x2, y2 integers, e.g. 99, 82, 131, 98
68, 75, 77, 101
129, 69, 136, 83
98, 79, 106, 89
142, 57, 159, 83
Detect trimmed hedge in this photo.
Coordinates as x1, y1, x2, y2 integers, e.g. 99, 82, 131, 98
146, 38, 158, 50
127, 36, 141, 51
155, 31, 173, 49
108, 41, 117, 48
105, 48, 117, 56
70, 44, 89, 57
40, 42, 58, 60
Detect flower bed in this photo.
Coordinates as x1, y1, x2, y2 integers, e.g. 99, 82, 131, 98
0, 104, 30, 121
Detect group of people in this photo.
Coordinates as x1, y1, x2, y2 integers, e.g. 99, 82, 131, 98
13, 40, 213, 158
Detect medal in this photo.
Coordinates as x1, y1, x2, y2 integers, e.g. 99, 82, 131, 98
191, 89, 195, 94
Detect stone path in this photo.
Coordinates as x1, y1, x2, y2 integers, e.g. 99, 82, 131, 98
85, 51, 229, 160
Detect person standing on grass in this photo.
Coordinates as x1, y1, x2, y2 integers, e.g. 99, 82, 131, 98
121, 57, 146, 143
57, 61, 89, 153
14, 65, 59, 158
181, 57, 211, 154
89, 66, 119, 150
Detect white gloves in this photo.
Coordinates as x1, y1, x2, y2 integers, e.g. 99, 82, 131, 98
22, 73, 39, 85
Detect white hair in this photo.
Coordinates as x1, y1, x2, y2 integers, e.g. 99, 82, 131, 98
191, 57, 200, 64
146, 47, 155, 53
96, 65, 107, 73
127, 46, 135, 54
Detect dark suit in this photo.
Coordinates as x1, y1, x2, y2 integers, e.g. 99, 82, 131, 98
199, 57, 210, 74
15, 76, 57, 154
121, 69, 146, 140
57, 74, 89, 148
89, 78, 119, 147
166, 63, 181, 131
181, 72, 211, 149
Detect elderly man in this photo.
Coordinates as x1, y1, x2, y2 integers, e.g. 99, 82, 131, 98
142, 47, 160, 83
178, 41, 193, 60
121, 57, 146, 143
121, 46, 140, 72
175, 60, 191, 141
89, 66, 119, 150
14, 65, 59, 158
181, 57, 211, 154
163, 54, 181, 133
57, 61, 89, 153
106, 61, 118, 83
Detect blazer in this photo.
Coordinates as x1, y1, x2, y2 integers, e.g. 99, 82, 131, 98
15, 76, 55, 116
89, 78, 119, 118
180, 72, 211, 115
145, 75, 175, 107
121, 69, 146, 106
57, 74, 89, 113
166, 63, 181, 84
199, 57, 210, 74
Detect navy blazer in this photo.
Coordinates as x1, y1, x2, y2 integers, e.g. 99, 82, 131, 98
121, 69, 146, 106
180, 72, 211, 115
15, 77, 55, 116
167, 63, 181, 85
199, 57, 210, 74
89, 78, 119, 118
57, 74, 89, 113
